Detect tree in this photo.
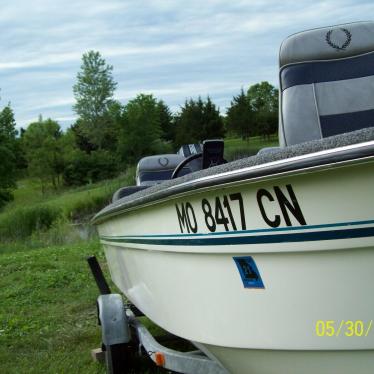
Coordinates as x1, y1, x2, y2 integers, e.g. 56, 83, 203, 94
157, 100, 174, 143
174, 97, 224, 147
62, 149, 118, 186
175, 98, 204, 147
247, 82, 278, 138
117, 94, 162, 164
22, 118, 65, 191
0, 105, 17, 143
226, 89, 254, 140
71, 101, 122, 154
70, 119, 98, 154
201, 97, 225, 140
73, 50, 117, 149
0, 104, 18, 208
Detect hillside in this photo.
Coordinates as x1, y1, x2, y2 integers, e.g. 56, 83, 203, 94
0, 135, 278, 373
0, 169, 135, 254
0, 172, 138, 373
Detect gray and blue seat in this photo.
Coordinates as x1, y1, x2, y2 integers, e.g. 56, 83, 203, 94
279, 21, 374, 147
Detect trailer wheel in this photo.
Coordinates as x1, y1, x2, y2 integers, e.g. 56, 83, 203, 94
105, 343, 128, 374
97, 294, 132, 373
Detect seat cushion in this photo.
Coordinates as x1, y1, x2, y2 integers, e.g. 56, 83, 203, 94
279, 21, 374, 146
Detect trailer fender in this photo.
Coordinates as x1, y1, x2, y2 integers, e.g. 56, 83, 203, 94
97, 294, 131, 346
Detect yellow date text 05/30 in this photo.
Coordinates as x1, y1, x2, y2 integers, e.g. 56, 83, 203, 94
315, 320, 373, 337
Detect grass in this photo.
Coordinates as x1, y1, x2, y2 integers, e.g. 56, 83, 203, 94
224, 134, 278, 161
0, 170, 135, 252
3, 171, 136, 217
0, 240, 173, 374
0, 167, 167, 373
0, 240, 105, 374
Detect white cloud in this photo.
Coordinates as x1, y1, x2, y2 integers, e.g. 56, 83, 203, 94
0, 0, 372, 128
54, 115, 77, 122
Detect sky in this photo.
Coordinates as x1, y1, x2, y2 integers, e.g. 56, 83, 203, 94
0, 0, 373, 130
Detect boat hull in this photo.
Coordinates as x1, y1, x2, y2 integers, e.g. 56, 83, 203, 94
199, 344, 374, 374
97, 157, 374, 373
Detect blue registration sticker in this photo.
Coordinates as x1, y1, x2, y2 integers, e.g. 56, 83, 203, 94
233, 256, 265, 289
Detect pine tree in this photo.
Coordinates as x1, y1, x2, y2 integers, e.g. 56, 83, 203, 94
157, 100, 174, 143
175, 97, 224, 147
0, 105, 17, 143
226, 89, 254, 140
0, 104, 18, 207
201, 97, 225, 140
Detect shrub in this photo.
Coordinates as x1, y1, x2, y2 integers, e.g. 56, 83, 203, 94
63, 150, 118, 186
68, 193, 111, 222
0, 189, 14, 210
0, 204, 63, 241
151, 139, 174, 154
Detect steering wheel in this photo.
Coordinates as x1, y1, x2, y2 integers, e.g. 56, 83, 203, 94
171, 153, 202, 179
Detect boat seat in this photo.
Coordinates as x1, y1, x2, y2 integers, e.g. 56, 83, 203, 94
279, 21, 374, 147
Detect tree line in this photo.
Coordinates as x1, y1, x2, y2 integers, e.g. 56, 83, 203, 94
0, 50, 278, 208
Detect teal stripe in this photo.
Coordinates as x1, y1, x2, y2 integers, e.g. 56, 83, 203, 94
101, 227, 374, 246
101, 219, 374, 240
100, 219, 374, 246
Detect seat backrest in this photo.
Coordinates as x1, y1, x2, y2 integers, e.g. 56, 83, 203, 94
279, 21, 374, 147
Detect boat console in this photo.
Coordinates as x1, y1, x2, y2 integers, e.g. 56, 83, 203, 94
171, 139, 226, 179
113, 140, 226, 201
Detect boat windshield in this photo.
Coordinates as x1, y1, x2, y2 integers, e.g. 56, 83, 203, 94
139, 167, 191, 182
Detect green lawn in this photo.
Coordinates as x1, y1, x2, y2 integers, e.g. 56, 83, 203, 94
224, 134, 278, 160
0, 240, 172, 374
0, 241, 105, 374
0, 169, 168, 373
0, 174, 137, 372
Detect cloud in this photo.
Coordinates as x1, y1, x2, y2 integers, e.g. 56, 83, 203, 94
0, 0, 372, 128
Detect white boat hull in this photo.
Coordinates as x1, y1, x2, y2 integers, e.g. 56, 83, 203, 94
96, 155, 374, 373
199, 344, 374, 374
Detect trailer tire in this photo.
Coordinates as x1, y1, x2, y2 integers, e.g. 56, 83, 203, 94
105, 343, 128, 374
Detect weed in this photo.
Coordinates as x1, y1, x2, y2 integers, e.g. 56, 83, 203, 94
0, 170, 134, 252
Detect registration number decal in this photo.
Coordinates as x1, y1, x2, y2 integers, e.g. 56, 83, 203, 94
175, 184, 306, 234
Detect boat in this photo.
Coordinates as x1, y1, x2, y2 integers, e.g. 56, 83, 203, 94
93, 22, 374, 374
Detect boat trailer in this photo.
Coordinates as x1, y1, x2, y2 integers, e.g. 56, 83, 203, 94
87, 256, 228, 374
